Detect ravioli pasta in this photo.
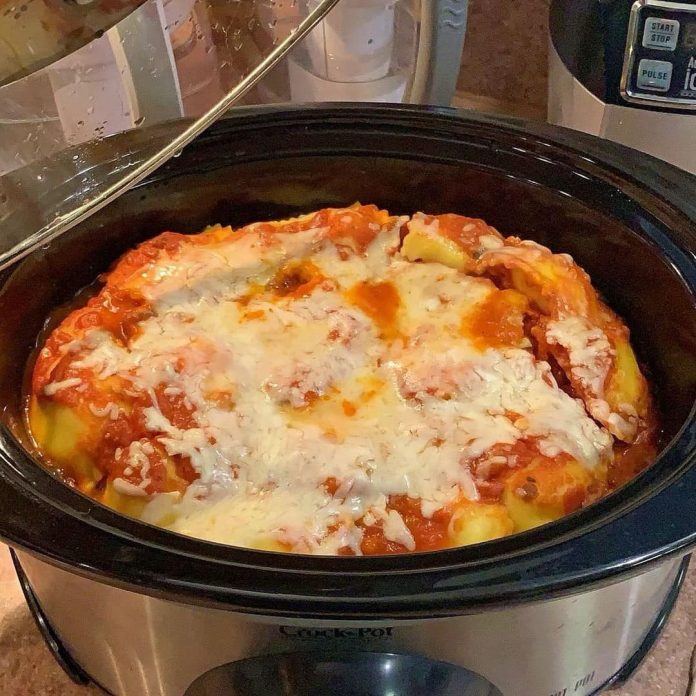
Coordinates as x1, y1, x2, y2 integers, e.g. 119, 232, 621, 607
27, 205, 658, 554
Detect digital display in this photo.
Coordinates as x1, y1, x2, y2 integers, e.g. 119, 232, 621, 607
683, 21, 696, 50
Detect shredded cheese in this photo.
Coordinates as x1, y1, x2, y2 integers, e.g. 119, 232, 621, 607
31, 207, 647, 555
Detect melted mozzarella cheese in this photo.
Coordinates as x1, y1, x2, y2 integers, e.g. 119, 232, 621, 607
38, 211, 622, 554
546, 316, 613, 396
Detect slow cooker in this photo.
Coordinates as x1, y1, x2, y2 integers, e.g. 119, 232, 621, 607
0, 105, 694, 696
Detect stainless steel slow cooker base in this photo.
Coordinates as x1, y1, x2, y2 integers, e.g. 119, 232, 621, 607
15, 551, 686, 696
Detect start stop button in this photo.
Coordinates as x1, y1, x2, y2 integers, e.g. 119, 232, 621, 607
636, 58, 673, 91
642, 17, 680, 50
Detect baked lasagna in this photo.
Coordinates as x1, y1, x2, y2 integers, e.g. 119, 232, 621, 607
27, 205, 658, 554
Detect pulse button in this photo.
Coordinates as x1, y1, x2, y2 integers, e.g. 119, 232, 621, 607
642, 17, 680, 50
636, 59, 673, 92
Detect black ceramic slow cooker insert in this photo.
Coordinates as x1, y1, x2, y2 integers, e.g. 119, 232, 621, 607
0, 106, 693, 696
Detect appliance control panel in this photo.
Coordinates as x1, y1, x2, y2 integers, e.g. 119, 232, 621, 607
621, 0, 696, 109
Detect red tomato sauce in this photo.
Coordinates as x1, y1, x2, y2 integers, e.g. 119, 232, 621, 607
267, 260, 325, 299
104, 232, 189, 288
325, 206, 385, 254
358, 496, 453, 554
90, 392, 196, 494
427, 214, 502, 252
243, 205, 388, 255
471, 439, 545, 503
346, 280, 401, 341
462, 289, 529, 350
609, 422, 659, 489
32, 290, 151, 396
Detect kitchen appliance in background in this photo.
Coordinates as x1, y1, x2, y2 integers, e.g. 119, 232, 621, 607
548, 0, 696, 174
245, 0, 469, 105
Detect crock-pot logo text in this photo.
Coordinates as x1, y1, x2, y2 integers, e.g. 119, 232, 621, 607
279, 626, 394, 640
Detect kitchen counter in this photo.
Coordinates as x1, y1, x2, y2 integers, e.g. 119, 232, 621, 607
0, 545, 693, 695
